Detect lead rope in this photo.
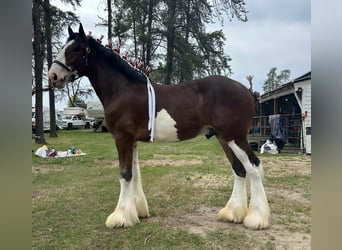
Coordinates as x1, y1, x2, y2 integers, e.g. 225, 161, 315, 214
146, 75, 156, 142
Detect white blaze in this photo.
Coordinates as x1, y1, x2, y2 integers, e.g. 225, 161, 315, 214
48, 40, 75, 86
55, 40, 74, 66
154, 109, 179, 142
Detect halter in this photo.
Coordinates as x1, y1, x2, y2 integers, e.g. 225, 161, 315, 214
53, 60, 72, 72
52, 46, 91, 82
83, 47, 91, 68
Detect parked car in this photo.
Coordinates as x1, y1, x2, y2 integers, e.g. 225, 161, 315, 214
61, 115, 91, 130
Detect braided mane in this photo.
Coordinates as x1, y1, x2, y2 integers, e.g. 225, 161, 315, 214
87, 36, 148, 84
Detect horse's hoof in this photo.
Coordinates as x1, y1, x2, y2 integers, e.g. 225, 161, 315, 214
105, 210, 139, 228
243, 208, 270, 230
218, 205, 247, 224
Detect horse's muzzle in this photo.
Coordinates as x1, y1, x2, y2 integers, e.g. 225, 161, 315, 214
48, 74, 65, 89
50, 73, 58, 82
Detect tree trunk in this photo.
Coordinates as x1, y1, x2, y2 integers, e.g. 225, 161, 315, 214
133, 18, 137, 58
180, 0, 191, 82
107, 0, 112, 42
43, 0, 57, 137
145, 0, 154, 66
164, 0, 177, 84
33, 0, 47, 144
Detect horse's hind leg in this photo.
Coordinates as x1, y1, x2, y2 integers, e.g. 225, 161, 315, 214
227, 139, 271, 229
217, 137, 248, 224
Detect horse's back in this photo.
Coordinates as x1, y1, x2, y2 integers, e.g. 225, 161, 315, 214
191, 75, 254, 114
193, 75, 251, 97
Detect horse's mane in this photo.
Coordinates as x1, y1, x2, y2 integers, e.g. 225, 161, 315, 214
87, 36, 148, 84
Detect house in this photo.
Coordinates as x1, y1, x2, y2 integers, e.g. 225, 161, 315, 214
257, 71, 311, 154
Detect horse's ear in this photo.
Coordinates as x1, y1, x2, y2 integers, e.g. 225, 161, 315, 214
68, 26, 74, 37
79, 23, 86, 41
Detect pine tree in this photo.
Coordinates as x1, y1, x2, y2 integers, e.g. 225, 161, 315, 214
32, 0, 80, 143
97, 0, 248, 84
263, 67, 291, 93
33, 0, 47, 144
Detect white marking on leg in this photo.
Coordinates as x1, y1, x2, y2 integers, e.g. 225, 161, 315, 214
105, 178, 139, 228
218, 173, 247, 223
105, 146, 149, 228
131, 146, 149, 218
227, 140, 271, 229
154, 109, 179, 142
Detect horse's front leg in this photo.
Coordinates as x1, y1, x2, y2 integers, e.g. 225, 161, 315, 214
105, 138, 149, 228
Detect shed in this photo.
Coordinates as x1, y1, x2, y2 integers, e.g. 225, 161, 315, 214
258, 72, 311, 154
292, 72, 311, 154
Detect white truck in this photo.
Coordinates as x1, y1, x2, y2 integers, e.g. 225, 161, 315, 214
61, 114, 91, 130
62, 107, 91, 130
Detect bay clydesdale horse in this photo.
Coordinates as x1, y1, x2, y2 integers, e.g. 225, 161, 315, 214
48, 24, 270, 229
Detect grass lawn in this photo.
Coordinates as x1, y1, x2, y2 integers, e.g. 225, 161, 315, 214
32, 130, 311, 249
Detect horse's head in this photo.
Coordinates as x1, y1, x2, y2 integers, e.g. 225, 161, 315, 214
48, 23, 89, 89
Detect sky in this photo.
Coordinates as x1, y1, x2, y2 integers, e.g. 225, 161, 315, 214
43, 0, 311, 111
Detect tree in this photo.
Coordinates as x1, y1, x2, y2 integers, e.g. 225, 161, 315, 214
97, 0, 248, 85
145, 0, 155, 66
263, 67, 278, 93
277, 69, 291, 84
246, 75, 260, 115
246, 75, 254, 93
33, 0, 47, 144
163, 0, 238, 83
43, 0, 58, 137
107, 0, 113, 43
164, 0, 177, 84
263, 67, 291, 93
32, 0, 80, 143
196, 30, 232, 77
55, 78, 94, 107
212, 0, 248, 22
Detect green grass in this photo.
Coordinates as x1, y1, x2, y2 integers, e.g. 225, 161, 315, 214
32, 130, 311, 249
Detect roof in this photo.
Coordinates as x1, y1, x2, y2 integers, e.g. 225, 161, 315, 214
260, 71, 311, 102
293, 71, 311, 83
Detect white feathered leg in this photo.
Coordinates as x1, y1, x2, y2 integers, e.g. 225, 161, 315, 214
105, 146, 149, 228
131, 146, 149, 218
227, 140, 271, 229
218, 173, 248, 223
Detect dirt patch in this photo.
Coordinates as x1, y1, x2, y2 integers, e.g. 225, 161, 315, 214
142, 154, 203, 167
165, 206, 229, 237
185, 173, 229, 189
166, 206, 311, 249
94, 158, 117, 166
142, 159, 203, 167
261, 155, 311, 176
32, 165, 64, 175
268, 187, 310, 205
32, 191, 46, 201
164, 155, 311, 249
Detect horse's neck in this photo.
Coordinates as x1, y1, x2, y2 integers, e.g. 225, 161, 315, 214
86, 57, 124, 108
